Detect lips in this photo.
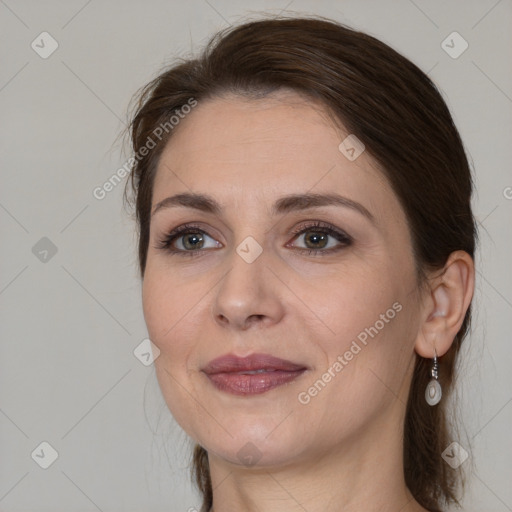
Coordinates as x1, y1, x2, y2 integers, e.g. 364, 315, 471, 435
202, 353, 308, 396
202, 353, 307, 374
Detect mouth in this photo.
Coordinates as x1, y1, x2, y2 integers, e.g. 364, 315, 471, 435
202, 353, 308, 396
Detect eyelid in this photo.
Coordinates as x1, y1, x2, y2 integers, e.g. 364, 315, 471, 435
288, 220, 352, 240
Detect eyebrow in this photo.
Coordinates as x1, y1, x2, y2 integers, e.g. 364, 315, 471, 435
151, 192, 375, 223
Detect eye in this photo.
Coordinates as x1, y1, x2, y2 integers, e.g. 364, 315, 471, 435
287, 221, 352, 255
154, 221, 352, 257
154, 223, 221, 255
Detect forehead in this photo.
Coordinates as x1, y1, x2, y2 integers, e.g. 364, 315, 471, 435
153, 91, 401, 223
157, 91, 345, 173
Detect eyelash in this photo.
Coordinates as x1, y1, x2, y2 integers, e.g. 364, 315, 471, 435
154, 221, 353, 257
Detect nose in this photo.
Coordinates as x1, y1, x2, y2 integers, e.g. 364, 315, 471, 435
211, 246, 285, 331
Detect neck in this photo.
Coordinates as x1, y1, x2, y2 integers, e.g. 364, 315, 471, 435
206, 401, 428, 512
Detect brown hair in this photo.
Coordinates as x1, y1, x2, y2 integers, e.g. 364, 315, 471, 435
124, 16, 476, 512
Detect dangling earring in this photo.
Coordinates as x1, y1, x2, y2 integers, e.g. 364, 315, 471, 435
425, 349, 442, 406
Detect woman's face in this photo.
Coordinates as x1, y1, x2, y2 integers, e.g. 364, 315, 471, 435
142, 90, 424, 468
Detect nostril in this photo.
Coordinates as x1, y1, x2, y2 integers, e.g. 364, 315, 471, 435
217, 314, 229, 324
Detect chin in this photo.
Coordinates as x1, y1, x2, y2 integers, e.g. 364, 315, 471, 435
203, 429, 307, 469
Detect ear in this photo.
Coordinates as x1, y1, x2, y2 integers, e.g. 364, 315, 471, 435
415, 250, 475, 358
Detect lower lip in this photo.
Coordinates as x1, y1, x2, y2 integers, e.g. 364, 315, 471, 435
205, 370, 306, 396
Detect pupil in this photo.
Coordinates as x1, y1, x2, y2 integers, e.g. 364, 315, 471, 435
305, 232, 327, 249
184, 233, 203, 250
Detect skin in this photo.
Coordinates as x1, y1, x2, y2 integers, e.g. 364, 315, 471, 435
142, 90, 474, 512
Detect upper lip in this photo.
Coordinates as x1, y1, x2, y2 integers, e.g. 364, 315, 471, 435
202, 353, 307, 374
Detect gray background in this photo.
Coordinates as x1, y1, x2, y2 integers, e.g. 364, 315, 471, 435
1, 0, 511, 511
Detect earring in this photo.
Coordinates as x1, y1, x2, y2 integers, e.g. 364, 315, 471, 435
425, 349, 442, 406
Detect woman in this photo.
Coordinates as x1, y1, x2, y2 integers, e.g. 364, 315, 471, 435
124, 16, 476, 512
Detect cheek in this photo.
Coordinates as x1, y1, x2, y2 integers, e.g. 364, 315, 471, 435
305, 263, 400, 345
142, 272, 170, 348
306, 262, 415, 398
142, 269, 206, 436
141, 268, 197, 391
142, 262, 202, 349
298, 305, 415, 443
